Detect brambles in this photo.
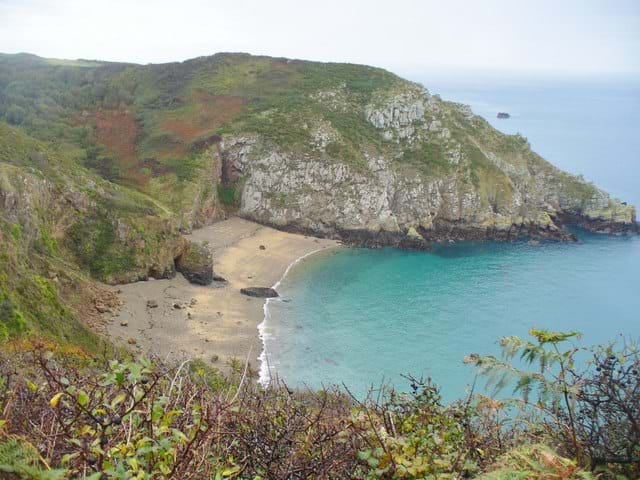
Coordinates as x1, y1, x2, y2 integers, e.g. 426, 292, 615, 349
350, 377, 478, 478
0, 349, 365, 478
1, 352, 233, 479
0, 349, 491, 479
576, 345, 640, 471
467, 329, 640, 478
1, 331, 638, 479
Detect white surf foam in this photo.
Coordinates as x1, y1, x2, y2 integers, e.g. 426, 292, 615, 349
257, 247, 330, 387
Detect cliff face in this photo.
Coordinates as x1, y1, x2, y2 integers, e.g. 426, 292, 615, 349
219, 84, 636, 246
0, 124, 188, 284
0, 122, 192, 343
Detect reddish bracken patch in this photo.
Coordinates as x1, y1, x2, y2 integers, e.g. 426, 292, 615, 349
161, 93, 246, 144
90, 109, 140, 167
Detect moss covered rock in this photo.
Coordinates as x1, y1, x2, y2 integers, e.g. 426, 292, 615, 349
175, 241, 214, 285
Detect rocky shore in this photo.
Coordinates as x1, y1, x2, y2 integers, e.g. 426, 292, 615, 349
240, 212, 639, 253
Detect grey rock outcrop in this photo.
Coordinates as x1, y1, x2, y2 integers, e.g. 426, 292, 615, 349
175, 241, 214, 285
218, 82, 636, 246
240, 287, 279, 298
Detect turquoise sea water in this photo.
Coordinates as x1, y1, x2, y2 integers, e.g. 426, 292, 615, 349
261, 76, 640, 401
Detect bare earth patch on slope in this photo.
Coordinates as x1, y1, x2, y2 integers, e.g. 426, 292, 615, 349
161, 93, 246, 144
89, 109, 140, 167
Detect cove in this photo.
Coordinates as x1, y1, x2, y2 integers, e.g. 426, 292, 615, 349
262, 232, 640, 401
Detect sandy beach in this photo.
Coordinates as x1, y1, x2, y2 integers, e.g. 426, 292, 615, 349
104, 217, 338, 371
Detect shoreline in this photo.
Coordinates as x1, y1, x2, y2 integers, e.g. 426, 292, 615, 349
103, 217, 338, 372
258, 246, 338, 386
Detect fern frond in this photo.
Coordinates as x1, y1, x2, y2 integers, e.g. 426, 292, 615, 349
0, 435, 67, 480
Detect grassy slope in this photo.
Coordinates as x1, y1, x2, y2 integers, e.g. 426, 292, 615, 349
2, 52, 621, 223
0, 53, 440, 204
0, 121, 187, 346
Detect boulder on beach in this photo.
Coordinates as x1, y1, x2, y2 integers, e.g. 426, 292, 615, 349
175, 241, 215, 285
240, 287, 279, 298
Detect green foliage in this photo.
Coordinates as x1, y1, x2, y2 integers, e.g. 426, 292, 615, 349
217, 184, 240, 206
529, 328, 580, 345
66, 215, 136, 279
354, 379, 478, 478
0, 436, 67, 479
39, 357, 227, 478
237, 108, 311, 150
0, 53, 130, 144
322, 109, 385, 159
0, 296, 28, 340
32, 228, 59, 256
467, 329, 640, 476
466, 328, 582, 401
479, 444, 595, 480
558, 172, 600, 210
163, 154, 200, 182
190, 54, 298, 97
400, 141, 452, 176
296, 61, 401, 103
496, 133, 529, 154
62, 359, 207, 478
9, 223, 22, 240
0, 217, 102, 350
82, 144, 122, 182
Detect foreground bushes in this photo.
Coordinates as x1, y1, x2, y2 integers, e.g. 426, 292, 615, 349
467, 329, 640, 477
0, 330, 637, 479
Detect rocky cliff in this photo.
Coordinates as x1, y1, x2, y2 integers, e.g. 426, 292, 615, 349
0, 122, 191, 343
0, 123, 189, 284
218, 83, 636, 247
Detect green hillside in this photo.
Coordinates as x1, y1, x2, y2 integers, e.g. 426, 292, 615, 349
0, 52, 638, 480
2, 52, 635, 241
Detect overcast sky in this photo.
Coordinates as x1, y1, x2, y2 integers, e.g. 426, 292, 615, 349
0, 0, 638, 76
